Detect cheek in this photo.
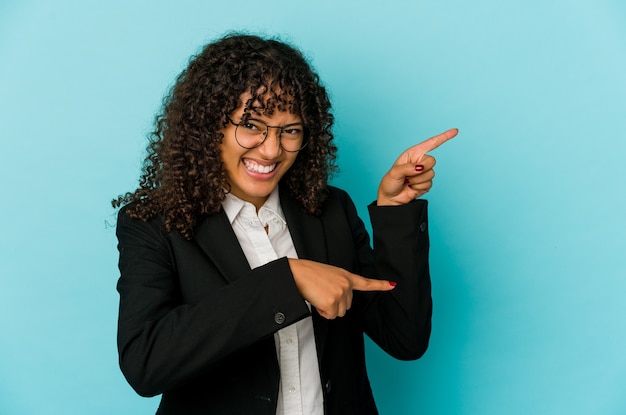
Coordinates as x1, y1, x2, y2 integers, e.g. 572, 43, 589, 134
282, 154, 299, 172
219, 142, 243, 169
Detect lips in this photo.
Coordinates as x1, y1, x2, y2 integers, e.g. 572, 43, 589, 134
243, 158, 277, 174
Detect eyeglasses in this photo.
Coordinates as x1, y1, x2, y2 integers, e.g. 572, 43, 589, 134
226, 116, 308, 152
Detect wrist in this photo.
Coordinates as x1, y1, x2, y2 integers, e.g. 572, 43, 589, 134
376, 195, 403, 206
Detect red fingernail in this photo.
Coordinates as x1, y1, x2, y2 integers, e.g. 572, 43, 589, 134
415, 164, 424, 172
389, 281, 397, 287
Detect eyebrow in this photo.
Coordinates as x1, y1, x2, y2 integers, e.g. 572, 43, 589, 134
240, 108, 303, 125
246, 117, 303, 125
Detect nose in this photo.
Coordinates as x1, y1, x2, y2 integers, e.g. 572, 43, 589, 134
258, 127, 282, 157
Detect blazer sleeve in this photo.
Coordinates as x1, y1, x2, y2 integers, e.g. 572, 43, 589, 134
336, 190, 432, 360
115, 208, 311, 397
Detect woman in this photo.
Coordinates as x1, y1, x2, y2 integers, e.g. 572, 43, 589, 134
113, 33, 456, 415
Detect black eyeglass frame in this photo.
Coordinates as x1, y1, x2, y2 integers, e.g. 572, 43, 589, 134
226, 116, 309, 152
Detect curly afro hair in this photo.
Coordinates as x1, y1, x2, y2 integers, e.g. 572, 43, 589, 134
112, 33, 337, 239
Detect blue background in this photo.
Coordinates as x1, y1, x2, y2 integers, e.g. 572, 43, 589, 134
1, 1, 625, 414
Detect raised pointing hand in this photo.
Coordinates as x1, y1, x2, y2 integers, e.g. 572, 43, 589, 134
378, 128, 458, 206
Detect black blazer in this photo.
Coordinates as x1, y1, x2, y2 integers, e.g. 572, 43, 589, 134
116, 186, 432, 414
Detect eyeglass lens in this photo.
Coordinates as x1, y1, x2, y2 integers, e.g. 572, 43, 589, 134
235, 119, 306, 152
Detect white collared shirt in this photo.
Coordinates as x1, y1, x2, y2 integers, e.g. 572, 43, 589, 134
221, 188, 323, 415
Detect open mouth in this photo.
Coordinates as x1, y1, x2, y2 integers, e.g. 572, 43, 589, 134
243, 159, 277, 174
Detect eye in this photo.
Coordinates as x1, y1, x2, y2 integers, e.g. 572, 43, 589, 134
240, 120, 265, 133
282, 126, 304, 136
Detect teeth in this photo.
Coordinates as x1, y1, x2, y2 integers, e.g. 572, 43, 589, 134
243, 159, 276, 174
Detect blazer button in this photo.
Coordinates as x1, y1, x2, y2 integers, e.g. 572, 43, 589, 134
274, 312, 286, 325
325, 379, 332, 394
420, 222, 427, 232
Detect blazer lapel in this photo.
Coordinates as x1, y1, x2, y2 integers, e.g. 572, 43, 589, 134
193, 208, 251, 283
279, 190, 326, 264
280, 188, 331, 360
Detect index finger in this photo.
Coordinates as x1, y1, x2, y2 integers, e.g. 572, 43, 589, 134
350, 274, 396, 292
411, 128, 458, 156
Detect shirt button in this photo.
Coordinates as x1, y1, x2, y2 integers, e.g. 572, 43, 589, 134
274, 312, 286, 325
289, 386, 296, 393
286, 338, 293, 344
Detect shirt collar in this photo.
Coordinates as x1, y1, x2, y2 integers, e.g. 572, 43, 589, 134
221, 187, 286, 226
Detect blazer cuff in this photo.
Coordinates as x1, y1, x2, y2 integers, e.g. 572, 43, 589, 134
368, 199, 428, 241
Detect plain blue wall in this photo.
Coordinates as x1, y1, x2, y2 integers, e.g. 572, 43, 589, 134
1, 1, 625, 414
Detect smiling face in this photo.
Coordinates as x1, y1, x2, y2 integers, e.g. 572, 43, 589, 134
219, 101, 302, 210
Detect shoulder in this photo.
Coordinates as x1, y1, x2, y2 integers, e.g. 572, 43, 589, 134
324, 185, 353, 207
326, 185, 349, 199
320, 185, 362, 224
116, 202, 169, 244
117, 202, 161, 226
